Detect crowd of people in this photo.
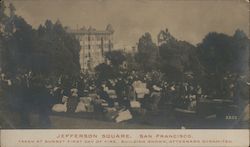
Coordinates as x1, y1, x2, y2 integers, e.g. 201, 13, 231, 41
55, 70, 204, 111
0, 69, 249, 127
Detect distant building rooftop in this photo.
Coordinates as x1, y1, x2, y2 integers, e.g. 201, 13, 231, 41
66, 24, 114, 35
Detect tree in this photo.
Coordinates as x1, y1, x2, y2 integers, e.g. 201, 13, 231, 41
0, 1, 8, 69
105, 50, 126, 68
124, 52, 139, 71
197, 31, 249, 75
197, 30, 249, 96
135, 32, 159, 71
158, 29, 202, 80
1, 8, 80, 76
0, 1, 7, 23
0, 6, 35, 72
34, 19, 80, 76
231, 29, 249, 74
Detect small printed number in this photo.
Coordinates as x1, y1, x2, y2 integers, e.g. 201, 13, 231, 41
225, 116, 238, 120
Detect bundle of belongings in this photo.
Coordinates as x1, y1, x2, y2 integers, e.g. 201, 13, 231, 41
115, 109, 133, 123
52, 96, 96, 113
75, 97, 94, 112
187, 95, 197, 111
52, 88, 96, 113
130, 100, 141, 108
104, 107, 133, 123
101, 84, 117, 99
106, 89, 117, 99
132, 80, 149, 99
242, 104, 249, 121
52, 95, 69, 112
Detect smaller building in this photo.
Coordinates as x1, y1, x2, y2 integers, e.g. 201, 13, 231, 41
157, 28, 175, 46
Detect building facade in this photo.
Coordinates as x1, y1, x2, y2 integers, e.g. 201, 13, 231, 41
67, 24, 114, 71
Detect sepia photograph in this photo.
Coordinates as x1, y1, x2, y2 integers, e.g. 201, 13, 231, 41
0, 0, 249, 146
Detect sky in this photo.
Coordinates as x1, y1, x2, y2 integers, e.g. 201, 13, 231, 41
6, 0, 250, 49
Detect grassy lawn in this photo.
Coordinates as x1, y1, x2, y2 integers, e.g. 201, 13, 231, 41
29, 114, 163, 129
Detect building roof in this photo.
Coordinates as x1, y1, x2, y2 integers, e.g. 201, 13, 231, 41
66, 25, 114, 35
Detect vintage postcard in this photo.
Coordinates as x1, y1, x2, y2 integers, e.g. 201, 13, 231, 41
0, 0, 249, 146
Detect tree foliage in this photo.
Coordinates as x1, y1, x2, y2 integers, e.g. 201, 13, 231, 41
124, 52, 139, 71
135, 32, 159, 71
196, 30, 250, 95
105, 50, 126, 67
158, 29, 202, 80
95, 63, 115, 81
0, 3, 80, 77
34, 20, 80, 76
197, 30, 249, 75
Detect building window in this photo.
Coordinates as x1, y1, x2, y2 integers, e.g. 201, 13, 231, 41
101, 37, 104, 56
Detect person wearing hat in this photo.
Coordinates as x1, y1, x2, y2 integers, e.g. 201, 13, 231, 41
97, 86, 114, 107
150, 85, 162, 111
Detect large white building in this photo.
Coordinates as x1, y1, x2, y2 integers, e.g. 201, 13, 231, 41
67, 24, 114, 71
